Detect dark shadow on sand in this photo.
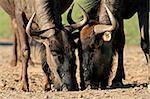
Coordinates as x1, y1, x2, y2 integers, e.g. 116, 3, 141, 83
0, 42, 13, 46
106, 83, 148, 90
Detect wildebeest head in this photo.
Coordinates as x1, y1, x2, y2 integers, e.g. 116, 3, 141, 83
26, 4, 88, 91
80, 4, 117, 88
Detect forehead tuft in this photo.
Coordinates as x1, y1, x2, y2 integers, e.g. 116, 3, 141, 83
80, 21, 98, 41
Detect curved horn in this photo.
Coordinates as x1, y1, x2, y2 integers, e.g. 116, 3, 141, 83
26, 13, 36, 38
26, 13, 54, 38
67, 3, 75, 24
104, 4, 117, 31
65, 3, 88, 31
94, 4, 118, 34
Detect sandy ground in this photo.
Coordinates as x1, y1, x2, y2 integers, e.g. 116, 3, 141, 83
0, 44, 150, 99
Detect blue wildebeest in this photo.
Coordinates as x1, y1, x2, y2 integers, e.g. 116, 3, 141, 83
0, 0, 88, 91
77, 0, 149, 90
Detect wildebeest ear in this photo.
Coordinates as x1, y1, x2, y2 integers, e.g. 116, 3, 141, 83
94, 25, 113, 34
94, 25, 112, 41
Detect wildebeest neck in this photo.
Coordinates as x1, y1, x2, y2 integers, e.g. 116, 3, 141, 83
15, 0, 62, 31
35, 0, 62, 30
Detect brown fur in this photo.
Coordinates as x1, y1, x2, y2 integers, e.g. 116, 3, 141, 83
79, 20, 114, 90
0, 0, 78, 91
80, 21, 98, 41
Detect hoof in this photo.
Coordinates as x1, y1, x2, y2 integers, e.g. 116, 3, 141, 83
51, 84, 57, 92
19, 81, 29, 92
62, 85, 68, 92
43, 83, 51, 91
53, 82, 61, 91
85, 85, 92, 91
111, 81, 124, 88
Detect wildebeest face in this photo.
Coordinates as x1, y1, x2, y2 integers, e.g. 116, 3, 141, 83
80, 22, 106, 82
25, 3, 88, 91
80, 24, 114, 88
46, 30, 77, 90
52, 29, 77, 91
80, 4, 118, 88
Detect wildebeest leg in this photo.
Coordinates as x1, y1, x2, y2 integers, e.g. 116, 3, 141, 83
40, 44, 52, 91
82, 52, 92, 89
70, 48, 79, 91
15, 12, 30, 91
43, 39, 62, 91
78, 40, 86, 90
80, 65, 86, 90
101, 77, 109, 89
16, 28, 22, 62
138, 2, 149, 63
112, 22, 125, 87
112, 47, 125, 87
138, 1, 150, 88
10, 18, 18, 66
42, 63, 52, 91
10, 18, 23, 67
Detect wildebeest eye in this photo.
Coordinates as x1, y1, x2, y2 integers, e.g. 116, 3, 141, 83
98, 40, 103, 46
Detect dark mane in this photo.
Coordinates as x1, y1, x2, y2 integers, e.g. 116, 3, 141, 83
35, 0, 62, 28
44, 0, 62, 26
